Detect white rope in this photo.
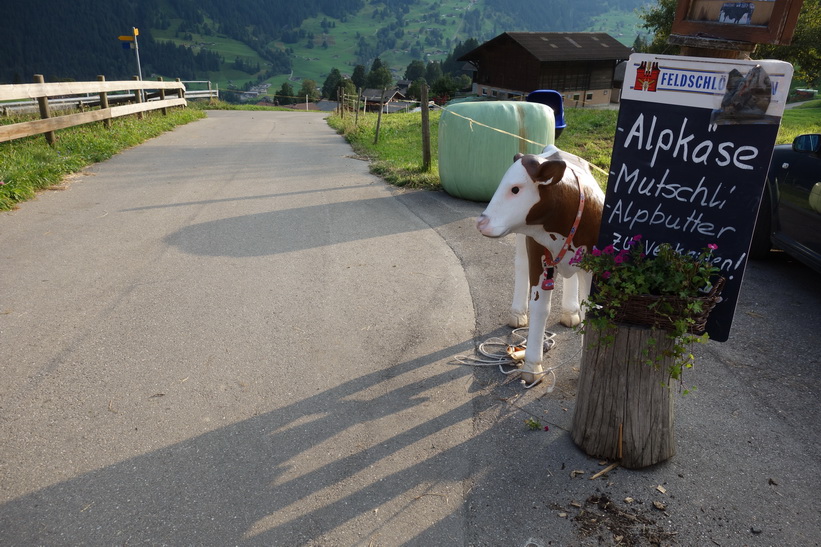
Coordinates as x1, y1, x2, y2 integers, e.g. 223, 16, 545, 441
454, 328, 564, 390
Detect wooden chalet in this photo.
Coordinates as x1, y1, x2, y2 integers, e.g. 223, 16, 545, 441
361, 87, 407, 112
458, 32, 632, 107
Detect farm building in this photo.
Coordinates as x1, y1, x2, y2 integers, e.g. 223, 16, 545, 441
360, 88, 408, 113
458, 32, 633, 107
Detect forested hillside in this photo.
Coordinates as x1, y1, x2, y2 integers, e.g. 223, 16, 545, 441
1, 0, 647, 86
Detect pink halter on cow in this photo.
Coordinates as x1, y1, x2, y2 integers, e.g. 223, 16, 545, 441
476, 145, 604, 385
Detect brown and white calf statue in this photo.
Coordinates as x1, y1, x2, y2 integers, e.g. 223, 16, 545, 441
476, 145, 604, 385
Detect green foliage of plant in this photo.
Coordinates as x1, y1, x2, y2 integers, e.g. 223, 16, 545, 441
573, 235, 721, 385
524, 417, 543, 431
0, 108, 204, 211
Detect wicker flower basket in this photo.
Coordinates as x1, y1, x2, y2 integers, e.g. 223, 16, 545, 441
611, 277, 726, 334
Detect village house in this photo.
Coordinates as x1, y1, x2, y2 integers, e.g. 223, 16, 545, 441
458, 32, 632, 107
360, 88, 408, 113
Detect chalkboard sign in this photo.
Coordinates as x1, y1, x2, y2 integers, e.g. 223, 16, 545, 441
599, 54, 793, 341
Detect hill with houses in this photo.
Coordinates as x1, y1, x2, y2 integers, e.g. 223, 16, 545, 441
0, 0, 648, 95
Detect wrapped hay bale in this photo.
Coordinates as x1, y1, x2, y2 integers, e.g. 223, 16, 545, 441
438, 101, 555, 202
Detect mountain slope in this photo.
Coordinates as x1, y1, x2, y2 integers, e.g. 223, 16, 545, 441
0, 0, 647, 90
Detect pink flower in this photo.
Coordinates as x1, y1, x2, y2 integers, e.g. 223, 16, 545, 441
544, 425, 550, 431
592, 248, 601, 257
632, 234, 642, 241
603, 245, 615, 255
602, 271, 612, 279
708, 243, 718, 250
614, 255, 625, 264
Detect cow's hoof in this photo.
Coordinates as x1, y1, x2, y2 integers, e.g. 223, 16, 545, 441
560, 311, 581, 328
509, 311, 528, 328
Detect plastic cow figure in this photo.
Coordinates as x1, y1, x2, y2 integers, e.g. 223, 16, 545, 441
476, 145, 604, 385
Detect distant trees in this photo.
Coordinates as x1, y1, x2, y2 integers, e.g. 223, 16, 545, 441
365, 57, 392, 89
402, 43, 475, 101
404, 60, 425, 82
322, 68, 343, 99
636, 0, 679, 54
424, 61, 443, 84
276, 82, 295, 104
754, 0, 821, 85
351, 64, 367, 90
320, 68, 356, 100
298, 79, 320, 102
442, 38, 479, 75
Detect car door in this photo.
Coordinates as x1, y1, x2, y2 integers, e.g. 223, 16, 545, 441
774, 134, 821, 260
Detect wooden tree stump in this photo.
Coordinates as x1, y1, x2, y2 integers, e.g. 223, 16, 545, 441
572, 325, 676, 469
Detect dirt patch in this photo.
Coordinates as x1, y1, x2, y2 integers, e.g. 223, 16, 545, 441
566, 494, 678, 546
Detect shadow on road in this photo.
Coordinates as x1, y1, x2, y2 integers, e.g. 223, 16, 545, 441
0, 340, 502, 544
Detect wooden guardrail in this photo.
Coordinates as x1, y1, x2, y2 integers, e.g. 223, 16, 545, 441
0, 76, 187, 145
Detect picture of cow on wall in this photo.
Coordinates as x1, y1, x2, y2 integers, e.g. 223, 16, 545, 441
718, 2, 756, 24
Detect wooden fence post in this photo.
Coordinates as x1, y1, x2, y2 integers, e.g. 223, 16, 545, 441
33, 74, 56, 145
132, 75, 144, 119
175, 78, 185, 102
374, 88, 386, 145
97, 75, 112, 128
355, 87, 361, 126
420, 85, 431, 172
156, 77, 168, 115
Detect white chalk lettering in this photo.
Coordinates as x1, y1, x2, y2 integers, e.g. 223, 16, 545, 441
614, 163, 733, 210
607, 197, 738, 237
620, 114, 761, 170
610, 233, 746, 275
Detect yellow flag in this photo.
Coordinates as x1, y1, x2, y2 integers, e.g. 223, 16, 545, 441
133, 28, 139, 36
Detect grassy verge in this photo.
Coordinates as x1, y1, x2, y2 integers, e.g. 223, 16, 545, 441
0, 107, 205, 211
778, 99, 821, 143
327, 110, 442, 190
326, 106, 620, 190
192, 100, 303, 112
328, 100, 821, 192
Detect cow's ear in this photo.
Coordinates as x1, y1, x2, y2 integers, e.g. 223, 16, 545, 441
513, 153, 524, 163
521, 154, 566, 184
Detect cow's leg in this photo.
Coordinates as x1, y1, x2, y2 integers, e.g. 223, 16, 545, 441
509, 233, 530, 328
559, 272, 582, 327
522, 237, 551, 385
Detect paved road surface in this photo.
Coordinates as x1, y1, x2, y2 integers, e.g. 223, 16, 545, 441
2, 111, 820, 546
1, 111, 476, 545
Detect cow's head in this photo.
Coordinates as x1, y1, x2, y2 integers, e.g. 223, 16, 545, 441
476, 152, 567, 238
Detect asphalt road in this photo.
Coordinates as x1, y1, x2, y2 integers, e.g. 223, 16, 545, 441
1, 111, 819, 546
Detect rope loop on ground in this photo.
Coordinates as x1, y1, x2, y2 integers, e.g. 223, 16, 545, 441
454, 328, 564, 390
